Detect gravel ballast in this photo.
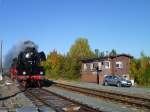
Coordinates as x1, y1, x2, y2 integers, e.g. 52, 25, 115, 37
0, 76, 55, 112
45, 86, 149, 112
55, 80, 150, 98
0, 76, 36, 111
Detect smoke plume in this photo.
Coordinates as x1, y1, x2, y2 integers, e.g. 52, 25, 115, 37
4, 40, 38, 68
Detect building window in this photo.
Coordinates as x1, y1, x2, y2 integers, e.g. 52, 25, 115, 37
90, 62, 101, 70
104, 61, 110, 69
98, 62, 102, 70
83, 64, 87, 70
90, 63, 93, 70
93, 63, 98, 69
116, 61, 123, 68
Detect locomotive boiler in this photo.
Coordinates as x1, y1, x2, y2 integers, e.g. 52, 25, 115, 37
10, 41, 46, 87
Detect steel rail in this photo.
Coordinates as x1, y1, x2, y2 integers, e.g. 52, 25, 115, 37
24, 88, 102, 112
53, 82, 150, 109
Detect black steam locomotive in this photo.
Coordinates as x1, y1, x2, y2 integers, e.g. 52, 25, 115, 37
10, 41, 46, 87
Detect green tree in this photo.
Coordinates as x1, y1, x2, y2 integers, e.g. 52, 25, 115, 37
42, 38, 95, 80
99, 51, 105, 58
139, 52, 150, 85
94, 49, 106, 58
95, 49, 99, 58
67, 37, 95, 78
68, 37, 95, 59
130, 58, 140, 83
42, 50, 66, 79
109, 49, 117, 56
130, 52, 150, 86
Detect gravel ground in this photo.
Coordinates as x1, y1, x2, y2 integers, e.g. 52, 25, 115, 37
45, 86, 149, 112
0, 76, 36, 112
54, 80, 150, 99
0, 76, 51, 112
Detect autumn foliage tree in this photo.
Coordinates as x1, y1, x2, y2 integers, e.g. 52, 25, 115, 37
130, 52, 150, 86
42, 50, 65, 79
42, 37, 95, 80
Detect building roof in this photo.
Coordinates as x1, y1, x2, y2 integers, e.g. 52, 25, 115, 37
80, 54, 133, 63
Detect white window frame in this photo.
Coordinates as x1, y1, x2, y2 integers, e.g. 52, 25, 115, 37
98, 62, 102, 70
116, 61, 123, 68
104, 61, 110, 69
90, 63, 93, 70
83, 64, 87, 70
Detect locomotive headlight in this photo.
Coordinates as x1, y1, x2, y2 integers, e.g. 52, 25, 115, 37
25, 53, 30, 58
40, 71, 43, 75
23, 71, 26, 75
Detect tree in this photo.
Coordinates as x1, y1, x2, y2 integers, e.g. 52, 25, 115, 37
99, 51, 105, 58
94, 49, 106, 58
42, 38, 95, 80
130, 58, 140, 83
67, 37, 95, 78
68, 37, 95, 59
130, 52, 150, 86
95, 49, 99, 58
42, 50, 66, 79
109, 49, 117, 56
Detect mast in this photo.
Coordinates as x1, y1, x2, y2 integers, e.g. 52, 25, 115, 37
0, 40, 3, 80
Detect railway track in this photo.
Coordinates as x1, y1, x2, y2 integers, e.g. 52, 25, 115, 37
24, 88, 102, 112
53, 82, 150, 110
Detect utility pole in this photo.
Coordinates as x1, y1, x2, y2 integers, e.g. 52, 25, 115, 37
0, 40, 3, 80
96, 66, 99, 84
96, 66, 102, 84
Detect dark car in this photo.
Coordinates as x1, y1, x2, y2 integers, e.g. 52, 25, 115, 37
103, 75, 132, 87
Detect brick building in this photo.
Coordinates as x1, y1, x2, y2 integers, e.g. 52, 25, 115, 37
81, 54, 133, 84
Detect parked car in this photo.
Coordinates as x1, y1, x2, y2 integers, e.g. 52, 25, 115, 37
103, 75, 132, 87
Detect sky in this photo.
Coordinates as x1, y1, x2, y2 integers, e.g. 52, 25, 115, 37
0, 0, 150, 59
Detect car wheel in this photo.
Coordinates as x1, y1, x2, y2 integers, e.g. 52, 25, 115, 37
117, 82, 121, 87
104, 81, 108, 86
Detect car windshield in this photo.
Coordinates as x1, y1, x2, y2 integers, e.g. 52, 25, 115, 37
118, 77, 126, 80
113, 76, 125, 80
113, 76, 119, 79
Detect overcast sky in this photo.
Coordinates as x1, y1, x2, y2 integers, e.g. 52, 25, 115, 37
0, 0, 150, 58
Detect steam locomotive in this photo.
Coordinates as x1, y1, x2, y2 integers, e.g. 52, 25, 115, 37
10, 41, 46, 87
